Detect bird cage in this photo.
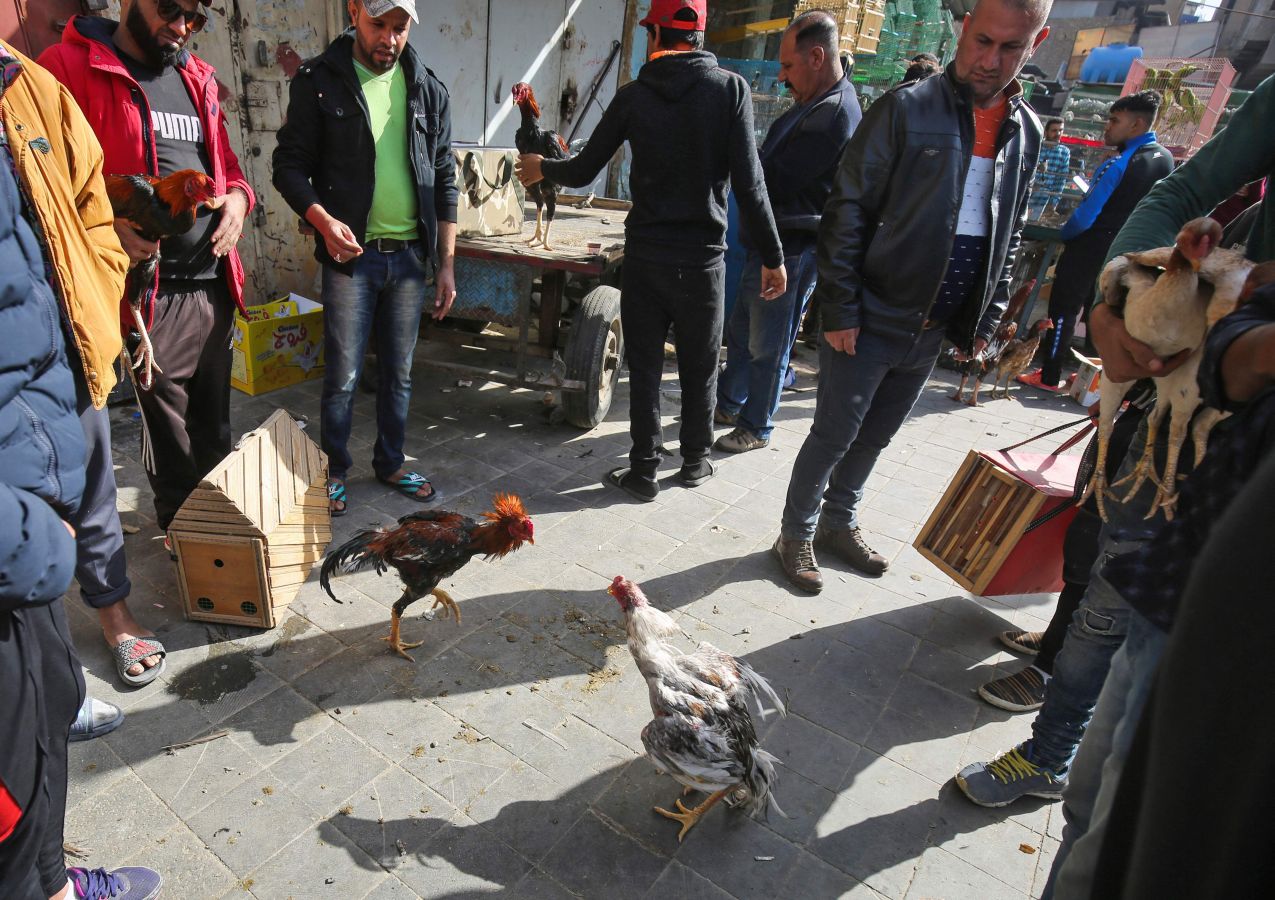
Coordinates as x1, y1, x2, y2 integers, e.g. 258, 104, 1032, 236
914, 450, 1080, 596
168, 409, 331, 628
1123, 57, 1235, 159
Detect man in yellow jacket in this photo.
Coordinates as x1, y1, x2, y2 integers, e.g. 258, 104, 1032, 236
1, 40, 168, 692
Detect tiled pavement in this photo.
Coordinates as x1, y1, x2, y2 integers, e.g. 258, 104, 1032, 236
64, 343, 1091, 899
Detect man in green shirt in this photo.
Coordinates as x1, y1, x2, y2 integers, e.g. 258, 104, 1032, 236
275, 0, 459, 515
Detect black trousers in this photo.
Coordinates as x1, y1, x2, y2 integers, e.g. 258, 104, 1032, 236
0, 602, 85, 898
1040, 232, 1113, 386
136, 279, 235, 530
620, 259, 725, 477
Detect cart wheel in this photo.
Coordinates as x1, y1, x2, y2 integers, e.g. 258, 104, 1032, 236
562, 285, 623, 429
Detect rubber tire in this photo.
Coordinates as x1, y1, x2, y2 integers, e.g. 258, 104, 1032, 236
562, 285, 623, 429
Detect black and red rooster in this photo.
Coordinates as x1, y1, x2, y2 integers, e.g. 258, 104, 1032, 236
511, 81, 570, 251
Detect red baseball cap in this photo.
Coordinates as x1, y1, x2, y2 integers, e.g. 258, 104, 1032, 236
639, 0, 707, 31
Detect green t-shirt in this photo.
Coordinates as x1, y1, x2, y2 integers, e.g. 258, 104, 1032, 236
355, 60, 419, 241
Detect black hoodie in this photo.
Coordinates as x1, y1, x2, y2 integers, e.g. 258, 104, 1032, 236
542, 50, 782, 270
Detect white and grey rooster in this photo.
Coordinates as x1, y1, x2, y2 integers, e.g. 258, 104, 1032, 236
1086, 218, 1251, 520
607, 576, 785, 842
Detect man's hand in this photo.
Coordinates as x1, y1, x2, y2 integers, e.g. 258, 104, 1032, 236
760, 264, 788, 300
1089, 302, 1190, 383
432, 263, 457, 320
516, 154, 544, 187
825, 327, 860, 355
113, 220, 159, 268
952, 337, 989, 363
210, 189, 249, 258
310, 210, 363, 264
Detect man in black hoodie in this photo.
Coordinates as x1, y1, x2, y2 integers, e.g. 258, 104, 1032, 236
517, 0, 785, 503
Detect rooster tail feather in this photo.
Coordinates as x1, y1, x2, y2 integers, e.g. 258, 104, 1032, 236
743, 748, 785, 820
737, 661, 786, 718
319, 529, 383, 601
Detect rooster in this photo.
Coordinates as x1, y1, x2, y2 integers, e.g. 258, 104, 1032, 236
320, 494, 534, 659
105, 169, 221, 388
608, 576, 784, 842
511, 82, 570, 251
951, 279, 1036, 406
976, 318, 1055, 403
1084, 218, 1251, 520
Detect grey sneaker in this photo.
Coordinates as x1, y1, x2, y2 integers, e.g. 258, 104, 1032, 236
814, 524, 889, 576
714, 426, 769, 454
956, 743, 1066, 807
978, 666, 1049, 713
1000, 629, 1044, 655
772, 537, 823, 593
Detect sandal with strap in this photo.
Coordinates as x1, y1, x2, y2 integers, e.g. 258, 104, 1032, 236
379, 471, 437, 503
328, 479, 348, 517
111, 636, 167, 688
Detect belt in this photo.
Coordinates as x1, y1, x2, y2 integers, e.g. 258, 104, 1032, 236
364, 237, 416, 253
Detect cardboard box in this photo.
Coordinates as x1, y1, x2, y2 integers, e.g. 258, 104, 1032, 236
454, 145, 525, 238
231, 294, 324, 396
1068, 349, 1102, 407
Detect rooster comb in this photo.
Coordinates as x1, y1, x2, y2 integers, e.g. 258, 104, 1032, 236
483, 493, 528, 522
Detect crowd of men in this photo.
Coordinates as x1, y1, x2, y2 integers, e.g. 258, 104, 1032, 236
1, 0, 1272, 897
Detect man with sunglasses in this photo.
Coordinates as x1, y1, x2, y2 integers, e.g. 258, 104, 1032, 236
40, 2, 255, 605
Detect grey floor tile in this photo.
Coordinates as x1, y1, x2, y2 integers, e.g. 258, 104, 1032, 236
64, 774, 183, 871
121, 823, 240, 898
540, 811, 669, 900
245, 822, 387, 898
186, 777, 320, 876
906, 845, 1026, 900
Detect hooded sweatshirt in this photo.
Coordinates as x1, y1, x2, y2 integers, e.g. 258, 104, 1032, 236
541, 50, 782, 270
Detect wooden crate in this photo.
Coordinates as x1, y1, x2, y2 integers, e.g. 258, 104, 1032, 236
913, 450, 1080, 597
169, 409, 331, 628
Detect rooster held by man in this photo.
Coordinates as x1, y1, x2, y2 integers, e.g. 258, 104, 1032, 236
511, 82, 570, 251
320, 494, 534, 659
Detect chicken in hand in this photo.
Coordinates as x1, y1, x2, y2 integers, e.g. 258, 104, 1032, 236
512, 82, 570, 251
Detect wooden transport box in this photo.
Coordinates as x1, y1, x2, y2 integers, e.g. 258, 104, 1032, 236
914, 450, 1080, 597
168, 409, 331, 628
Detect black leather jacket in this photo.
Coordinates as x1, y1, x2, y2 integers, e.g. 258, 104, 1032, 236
815, 65, 1042, 350
272, 33, 458, 273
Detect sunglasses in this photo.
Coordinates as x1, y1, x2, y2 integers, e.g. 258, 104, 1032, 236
155, 0, 208, 33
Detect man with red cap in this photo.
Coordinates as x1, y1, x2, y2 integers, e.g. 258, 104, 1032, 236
518, 0, 785, 503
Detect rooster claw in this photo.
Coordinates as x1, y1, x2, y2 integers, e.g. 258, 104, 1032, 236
381, 635, 424, 661
430, 588, 462, 624
654, 799, 702, 843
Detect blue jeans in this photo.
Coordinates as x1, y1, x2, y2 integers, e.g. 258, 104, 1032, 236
717, 246, 818, 440
320, 244, 429, 481
781, 326, 945, 541
1043, 609, 1167, 900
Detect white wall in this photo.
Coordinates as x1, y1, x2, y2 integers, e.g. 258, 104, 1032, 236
1138, 21, 1222, 59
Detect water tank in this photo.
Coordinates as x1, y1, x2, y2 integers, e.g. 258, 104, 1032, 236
1081, 43, 1143, 85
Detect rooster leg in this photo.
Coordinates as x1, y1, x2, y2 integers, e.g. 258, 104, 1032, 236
1080, 377, 1135, 523
967, 376, 984, 407
654, 789, 728, 843
1113, 402, 1167, 499
540, 218, 555, 252
541, 194, 557, 252
429, 588, 462, 624
1190, 408, 1229, 466
1150, 407, 1196, 521
127, 299, 164, 391
525, 207, 544, 247
382, 595, 425, 660
950, 375, 968, 403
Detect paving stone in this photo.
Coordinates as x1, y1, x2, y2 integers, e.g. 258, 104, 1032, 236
906, 845, 1026, 900
121, 823, 240, 899
186, 776, 318, 876
756, 767, 836, 845
391, 809, 534, 897
778, 851, 886, 899
760, 714, 860, 792
541, 811, 670, 899
245, 821, 387, 898
221, 684, 335, 767
327, 766, 457, 869
675, 807, 803, 898
64, 773, 183, 870
645, 861, 736, 899
465, 760, 589, 862
935, 811, 1044, 897
266, 722, 394, 818
66, 736, 130, 814
807, 792, 927, 899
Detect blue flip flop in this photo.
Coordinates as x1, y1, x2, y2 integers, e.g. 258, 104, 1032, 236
379, 471, 438, 503
327, 479, 348, 517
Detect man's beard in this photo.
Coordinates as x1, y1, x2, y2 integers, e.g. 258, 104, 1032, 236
124, 2, 182, 67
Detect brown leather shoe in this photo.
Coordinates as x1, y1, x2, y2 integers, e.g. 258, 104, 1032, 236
772, 537, 823, 593
814, 524, 889, 576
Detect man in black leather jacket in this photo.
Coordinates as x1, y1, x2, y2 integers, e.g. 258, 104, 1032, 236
773, 0, 1050, 591
274, 0, 459, 515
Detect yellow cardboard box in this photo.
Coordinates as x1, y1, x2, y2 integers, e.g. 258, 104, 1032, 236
231, 294, 324, 396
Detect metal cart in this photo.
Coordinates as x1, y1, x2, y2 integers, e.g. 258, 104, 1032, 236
421, 196, 628, 429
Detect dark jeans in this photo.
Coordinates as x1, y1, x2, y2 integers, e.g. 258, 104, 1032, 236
0, 602, 84, 897
69, 358, 130, 609
1040, 234, 1109, 386
620, 258, 725, 477
136, 279, 234, 530
1037, 507, 1105, 673
321, 244, 429, 481
781, 326, 945, 540
717, 245, 818, 439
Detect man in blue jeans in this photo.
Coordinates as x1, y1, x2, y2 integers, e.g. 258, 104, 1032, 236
773, 0, 1047, 591
274, 0, 458, 515
714, 11, 860, 454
